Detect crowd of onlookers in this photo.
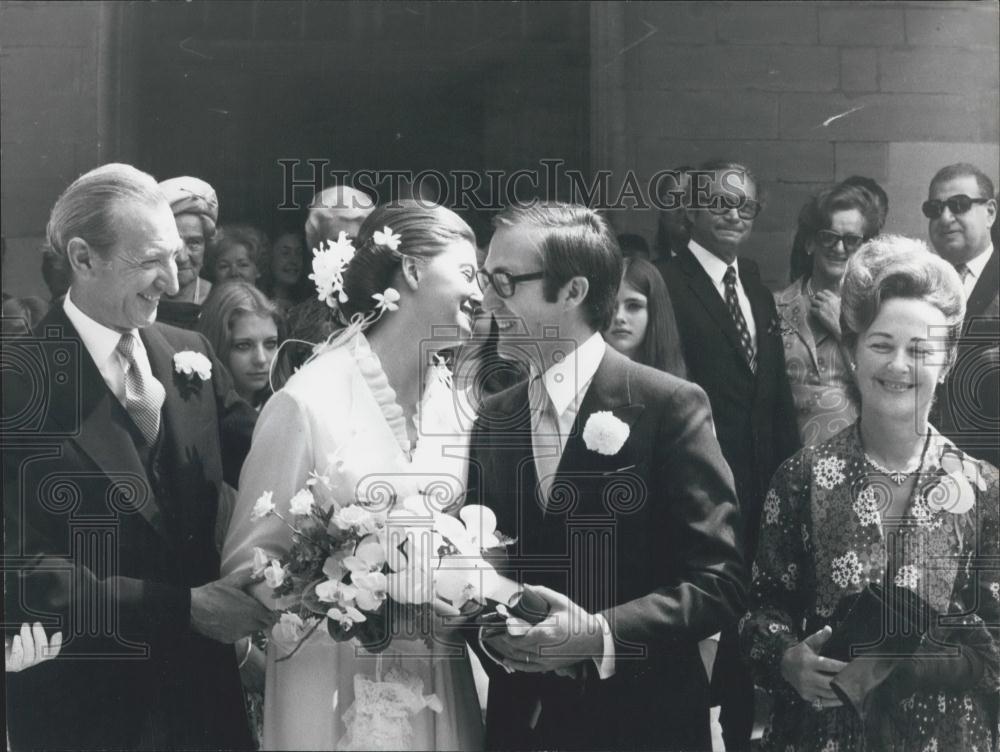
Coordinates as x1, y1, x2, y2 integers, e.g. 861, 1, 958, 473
4, 158, 998, 752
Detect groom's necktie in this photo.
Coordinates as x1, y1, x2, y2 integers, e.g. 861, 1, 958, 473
529, 374, 562, 508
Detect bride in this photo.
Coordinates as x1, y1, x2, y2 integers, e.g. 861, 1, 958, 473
221, 201, 484, 750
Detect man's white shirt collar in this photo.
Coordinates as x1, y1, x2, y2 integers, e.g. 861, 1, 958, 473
964, 243, 993, 281
688, 239, 740, 286
535, 331, 606, 416
63, 289, 145, 402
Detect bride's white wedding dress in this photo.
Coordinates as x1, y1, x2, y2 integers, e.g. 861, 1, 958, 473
221, 333, 484, 751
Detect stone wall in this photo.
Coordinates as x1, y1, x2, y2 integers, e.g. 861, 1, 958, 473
594, 1, 999, 288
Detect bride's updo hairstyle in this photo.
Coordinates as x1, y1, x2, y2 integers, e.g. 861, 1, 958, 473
336, 200, 476, 327
840, 234, 965, 370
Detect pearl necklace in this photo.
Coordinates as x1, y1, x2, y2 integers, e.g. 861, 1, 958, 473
861, 431, 931, 486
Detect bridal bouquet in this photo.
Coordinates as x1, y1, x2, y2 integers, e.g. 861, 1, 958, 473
249, 468, 511, 653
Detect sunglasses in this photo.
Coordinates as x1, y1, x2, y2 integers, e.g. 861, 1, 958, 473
476, 269, 544, 299
921, 194, 990, 219
707, 198, 762, 220
815, 229, 866, 253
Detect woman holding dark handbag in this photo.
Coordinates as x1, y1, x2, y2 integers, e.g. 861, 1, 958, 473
740, 235, 999, 751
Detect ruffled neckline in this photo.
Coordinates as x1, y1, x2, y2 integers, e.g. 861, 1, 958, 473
348, 333, 411, 456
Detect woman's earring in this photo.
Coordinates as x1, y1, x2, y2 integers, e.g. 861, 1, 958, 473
849, 361, 857, 372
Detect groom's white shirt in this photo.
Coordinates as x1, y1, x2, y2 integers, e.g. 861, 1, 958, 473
482, 332, 616, 679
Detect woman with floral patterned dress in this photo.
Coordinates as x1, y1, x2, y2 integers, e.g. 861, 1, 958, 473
742, 235, 999, 752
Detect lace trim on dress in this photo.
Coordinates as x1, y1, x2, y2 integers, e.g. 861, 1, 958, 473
349, 333, 411, 456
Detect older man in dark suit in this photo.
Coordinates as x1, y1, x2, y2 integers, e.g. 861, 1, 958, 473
657, 161, 800, 750
469, 204, 746, 750
925, 162, 999, 468
3, 163, 274, 750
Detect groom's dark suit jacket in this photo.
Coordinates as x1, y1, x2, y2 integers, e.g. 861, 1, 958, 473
467, 345, 747, 751
3, 305, 255, 750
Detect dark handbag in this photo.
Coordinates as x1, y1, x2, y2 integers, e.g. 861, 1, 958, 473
821, 582, 930, 662
823, 583, 935, 720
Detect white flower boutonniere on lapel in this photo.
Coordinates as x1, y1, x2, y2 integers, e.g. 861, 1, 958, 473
173, 350, 212, 381
582, 411, 630, 456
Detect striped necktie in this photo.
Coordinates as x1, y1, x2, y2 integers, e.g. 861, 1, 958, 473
723, 265, 756, 372
116, 333, 165, 445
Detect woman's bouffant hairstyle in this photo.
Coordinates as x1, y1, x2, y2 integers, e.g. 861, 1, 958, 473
206, 224, 269, 282
789, 183, 882, 282
492, 203, 622, 331
336, 200, 476, 325
840, 235, 965, 371
618, 257, 687, 378
46, 163, 165, 261
197, 280, 285, 366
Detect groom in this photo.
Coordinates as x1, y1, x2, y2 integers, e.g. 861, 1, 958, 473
467, 204, 747, 750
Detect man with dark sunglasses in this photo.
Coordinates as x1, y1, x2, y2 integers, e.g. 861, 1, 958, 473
926, 162, 999, 467
657, 160, 800, 751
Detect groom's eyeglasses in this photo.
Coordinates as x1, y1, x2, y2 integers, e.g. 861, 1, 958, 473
476, 269, 544, 299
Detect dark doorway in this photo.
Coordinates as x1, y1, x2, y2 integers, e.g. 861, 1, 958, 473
130, 1, 590, 241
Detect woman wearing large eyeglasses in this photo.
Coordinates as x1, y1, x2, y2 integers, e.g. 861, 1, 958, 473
775, 183, 881, 446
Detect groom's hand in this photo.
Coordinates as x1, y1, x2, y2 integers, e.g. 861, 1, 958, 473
191, 570, 277, 644
484, 585, 605, 673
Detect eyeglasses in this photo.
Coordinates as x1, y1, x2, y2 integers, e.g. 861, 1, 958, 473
921, 194, 990, 219
815, 229, 866, 253
707, 198, 762, 220
476, 269, 544, 299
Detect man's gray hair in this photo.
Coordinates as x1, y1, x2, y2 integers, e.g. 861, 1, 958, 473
46, 163, 165, 260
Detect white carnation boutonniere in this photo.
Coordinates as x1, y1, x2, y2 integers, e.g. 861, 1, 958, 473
582, 410, 630, 456
925, 451, 982, 515
173, 350, 212, 381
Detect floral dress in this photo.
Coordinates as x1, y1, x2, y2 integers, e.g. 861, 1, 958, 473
775, 280, 858, 447
741, 424, 1000, 752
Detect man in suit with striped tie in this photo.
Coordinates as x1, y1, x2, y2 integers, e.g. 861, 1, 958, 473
657, 160, 800, 750
3, 163, 274, 750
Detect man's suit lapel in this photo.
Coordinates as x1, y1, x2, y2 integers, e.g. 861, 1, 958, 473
141, 324, 216, 464
38, 307, 168, 539
967, 247, 999, 319
554, 349, 645, 516
742, 263, 777, 386
676, 247, 754, 375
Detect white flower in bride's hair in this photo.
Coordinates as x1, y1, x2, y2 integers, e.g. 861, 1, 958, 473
173, 351, 212, 380
251, 491, 275, 520
372, 287, 400, 313
309, 232, 356, 308
373, 226, 402, 251
582, 411, 630, 456
288, 488, 314, 516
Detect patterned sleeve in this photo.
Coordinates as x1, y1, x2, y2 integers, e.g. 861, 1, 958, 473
956, 460, 1000, 695
739, 451, 811, 692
